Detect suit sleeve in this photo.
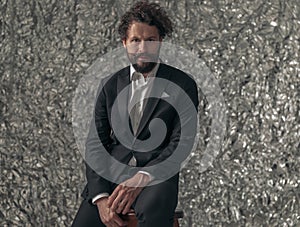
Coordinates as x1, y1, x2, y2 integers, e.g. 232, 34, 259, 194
84, 80, 113, 202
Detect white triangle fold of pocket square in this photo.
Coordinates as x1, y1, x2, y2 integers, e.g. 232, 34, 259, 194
161, 91, 170, 98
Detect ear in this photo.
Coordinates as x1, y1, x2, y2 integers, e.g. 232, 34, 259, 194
158, 37, 163, 47
122, 39, 127, 48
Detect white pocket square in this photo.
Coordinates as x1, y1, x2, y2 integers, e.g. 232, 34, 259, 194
161, 92, 170, 98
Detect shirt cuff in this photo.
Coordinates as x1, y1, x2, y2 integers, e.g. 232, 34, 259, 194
92, 193, 109, 205
138, 171, 153, 182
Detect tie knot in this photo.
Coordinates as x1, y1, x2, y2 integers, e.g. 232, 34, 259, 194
132, 72, 143, 81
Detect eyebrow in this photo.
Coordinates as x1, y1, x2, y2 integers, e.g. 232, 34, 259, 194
129, 36, 158, 40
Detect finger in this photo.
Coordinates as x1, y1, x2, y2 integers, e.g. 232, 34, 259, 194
111, 190, 126, 211
113, 213, 127, 226
122, 189, 141, 215
105, 213, 123, 227
116, 199, 127, 214
108, 186, 121, 207
122, 199, 133, 215
107, 185, 123, 207
108, 222, 120, 227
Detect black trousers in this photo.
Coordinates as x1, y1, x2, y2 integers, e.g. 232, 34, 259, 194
72, 175, 179, 227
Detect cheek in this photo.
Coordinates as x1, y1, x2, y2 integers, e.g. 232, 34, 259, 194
126, 43, 139, 52
148, 43, 161, 52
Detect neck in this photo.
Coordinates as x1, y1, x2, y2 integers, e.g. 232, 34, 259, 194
142, 72, 149, 78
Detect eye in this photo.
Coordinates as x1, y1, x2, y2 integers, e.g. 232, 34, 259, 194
131, 38, 140, 43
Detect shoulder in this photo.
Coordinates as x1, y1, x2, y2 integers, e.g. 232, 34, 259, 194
95, 66, 129, 97
102, 66, 130, 85
158, 63, 197, 89
158, 63, 199, 107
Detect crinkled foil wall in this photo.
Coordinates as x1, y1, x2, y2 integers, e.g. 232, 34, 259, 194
0, 0, 299, 226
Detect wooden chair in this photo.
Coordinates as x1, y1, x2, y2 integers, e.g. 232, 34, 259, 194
122, 209, 184, 227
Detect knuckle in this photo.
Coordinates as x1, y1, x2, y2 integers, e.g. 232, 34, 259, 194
119, 190, 125, 196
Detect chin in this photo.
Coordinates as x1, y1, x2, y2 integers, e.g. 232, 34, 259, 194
133, 62, 157, 74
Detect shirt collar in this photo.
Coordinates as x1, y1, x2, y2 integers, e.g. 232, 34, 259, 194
130, 62, 160, 82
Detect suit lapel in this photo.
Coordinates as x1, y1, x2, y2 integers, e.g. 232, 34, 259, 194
136, 64, 171, 136
115, 67, 131, 130
117, 66, 130, 95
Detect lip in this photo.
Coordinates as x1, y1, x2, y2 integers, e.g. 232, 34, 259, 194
137, 56, 150, 61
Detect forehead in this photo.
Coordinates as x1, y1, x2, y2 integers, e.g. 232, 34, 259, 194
126, 21, 160, 38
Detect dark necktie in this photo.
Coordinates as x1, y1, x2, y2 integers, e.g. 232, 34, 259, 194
130, 72, 144, 135
128, 72, 144, 166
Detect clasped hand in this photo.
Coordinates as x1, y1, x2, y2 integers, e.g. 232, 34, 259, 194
96, 173, 150, 227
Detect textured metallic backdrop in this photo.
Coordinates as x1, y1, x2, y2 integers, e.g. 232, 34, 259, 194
0, 0, 299, 226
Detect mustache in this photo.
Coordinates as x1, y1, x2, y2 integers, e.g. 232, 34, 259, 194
134, 53, 153, 58
131, 53, 158, 62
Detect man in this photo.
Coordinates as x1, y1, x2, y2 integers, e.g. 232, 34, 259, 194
72, 1, 198, 226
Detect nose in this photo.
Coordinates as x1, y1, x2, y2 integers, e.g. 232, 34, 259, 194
137, 40, 147, 53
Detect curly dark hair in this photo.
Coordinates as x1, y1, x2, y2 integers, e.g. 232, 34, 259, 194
118, 1, 173, 40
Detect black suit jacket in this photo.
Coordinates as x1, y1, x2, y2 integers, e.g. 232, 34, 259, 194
82, 63, 198, 202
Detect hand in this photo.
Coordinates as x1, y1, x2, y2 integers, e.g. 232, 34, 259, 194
108, 173, 151, 215
95, 197, 127, 227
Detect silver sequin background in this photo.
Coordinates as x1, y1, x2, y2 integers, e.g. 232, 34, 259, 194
0, 0, 299, 226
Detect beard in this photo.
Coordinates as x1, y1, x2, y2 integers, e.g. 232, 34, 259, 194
126, 51, 160, 74
133, 61, 157, 74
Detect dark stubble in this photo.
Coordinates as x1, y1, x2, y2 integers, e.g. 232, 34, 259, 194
126, 49, 160, 73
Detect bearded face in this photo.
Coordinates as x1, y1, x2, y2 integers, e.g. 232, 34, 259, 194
122, 22, 162, 74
